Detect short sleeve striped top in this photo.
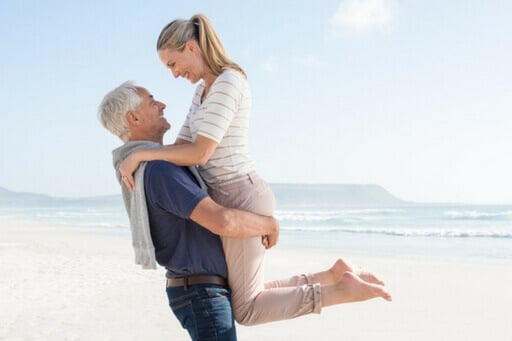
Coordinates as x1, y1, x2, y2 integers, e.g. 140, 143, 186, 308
177, 68, 256, 185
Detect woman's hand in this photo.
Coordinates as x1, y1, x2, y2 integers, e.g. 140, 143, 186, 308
118, 153, 142, 191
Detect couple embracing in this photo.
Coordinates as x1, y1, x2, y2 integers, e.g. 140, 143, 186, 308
99, 13, 391, 341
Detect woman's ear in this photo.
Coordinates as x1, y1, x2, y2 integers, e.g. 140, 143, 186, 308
185, 39, 198, 53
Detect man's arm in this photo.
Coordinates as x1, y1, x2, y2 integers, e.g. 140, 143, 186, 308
143, 160, 279, 247
189, 196, 279, 247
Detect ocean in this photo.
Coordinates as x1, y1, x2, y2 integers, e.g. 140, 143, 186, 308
1, 190, 511, 265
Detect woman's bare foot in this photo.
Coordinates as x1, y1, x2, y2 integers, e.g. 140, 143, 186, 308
333, 259, 385, 285
317, 259, 384, 286
322, 271, 392, 307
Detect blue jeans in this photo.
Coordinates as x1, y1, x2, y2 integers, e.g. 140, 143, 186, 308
166, 284, 237, 341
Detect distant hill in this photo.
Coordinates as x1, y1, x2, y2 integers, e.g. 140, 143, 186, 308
0, 186, 53, 204
0, 184, 407, 207
270, 183, 406, 207
0, 186, 120, 206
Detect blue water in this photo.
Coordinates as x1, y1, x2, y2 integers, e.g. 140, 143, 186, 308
275, 205, 512, 264
1, 196, 511, 264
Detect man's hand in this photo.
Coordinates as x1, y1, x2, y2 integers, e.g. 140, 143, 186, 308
261, 217, 279, 249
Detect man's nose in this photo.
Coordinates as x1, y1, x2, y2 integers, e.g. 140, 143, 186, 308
159, 102, 166, 110
172, 69, 179, 78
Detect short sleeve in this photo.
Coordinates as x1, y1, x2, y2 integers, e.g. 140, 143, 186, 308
177, 117, 193, 142
144, 161, 208, 219
196, 70, 244, 143
178, 84, 203, 142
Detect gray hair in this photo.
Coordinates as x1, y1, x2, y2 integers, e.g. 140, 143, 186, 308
98, 81, 141, 142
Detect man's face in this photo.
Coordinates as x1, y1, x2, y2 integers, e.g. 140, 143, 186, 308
133, 87, 170, 141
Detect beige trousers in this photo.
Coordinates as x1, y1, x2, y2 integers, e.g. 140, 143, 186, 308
209, 173, 322, 326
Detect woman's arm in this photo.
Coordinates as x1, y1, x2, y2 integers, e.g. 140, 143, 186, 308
174, 137, 191, 145
118, 135, 218, 191
146, 135, 218, 166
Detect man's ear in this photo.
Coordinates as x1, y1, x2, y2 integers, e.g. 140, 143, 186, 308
126, 111, 140, 125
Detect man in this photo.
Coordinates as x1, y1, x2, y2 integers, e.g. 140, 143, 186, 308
99, 81, 279, 341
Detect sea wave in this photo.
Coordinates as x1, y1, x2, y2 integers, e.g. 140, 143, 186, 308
276, 208, 404, 215
444, 210, 512, 220
280, 226, 512, 239
35, 211, 121, 218
275, 208, 404, 222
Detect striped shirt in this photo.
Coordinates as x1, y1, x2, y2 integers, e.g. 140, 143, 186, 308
177, 68, 256, 185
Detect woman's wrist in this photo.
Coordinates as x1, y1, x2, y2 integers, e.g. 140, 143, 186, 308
135, 150, 148, 162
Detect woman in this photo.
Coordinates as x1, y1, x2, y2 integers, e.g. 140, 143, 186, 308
119, 14, 390, 325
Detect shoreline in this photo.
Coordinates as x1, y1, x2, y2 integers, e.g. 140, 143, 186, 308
1, 218, 511, 340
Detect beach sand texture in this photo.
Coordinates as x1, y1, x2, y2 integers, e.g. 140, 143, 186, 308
1, 219, 511, 341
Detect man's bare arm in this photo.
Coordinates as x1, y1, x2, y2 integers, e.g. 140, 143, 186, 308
189, 196, 279, 242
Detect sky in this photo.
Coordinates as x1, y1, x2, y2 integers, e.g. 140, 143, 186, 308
0, 0, 511, 204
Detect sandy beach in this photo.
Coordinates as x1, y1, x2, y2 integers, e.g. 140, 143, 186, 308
1, 218, 511, 341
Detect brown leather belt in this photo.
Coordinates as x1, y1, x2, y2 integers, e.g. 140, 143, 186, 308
166, 275, 227, 288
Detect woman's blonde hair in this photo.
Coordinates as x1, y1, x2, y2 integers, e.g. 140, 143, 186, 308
156, 14, 246, 78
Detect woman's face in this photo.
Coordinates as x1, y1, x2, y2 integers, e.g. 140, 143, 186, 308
158, 41, 204, 84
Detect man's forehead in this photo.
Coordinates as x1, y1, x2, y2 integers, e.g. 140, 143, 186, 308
135, 87, 152, 99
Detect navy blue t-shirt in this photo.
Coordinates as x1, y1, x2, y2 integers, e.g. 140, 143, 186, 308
143, 160, 227, 279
